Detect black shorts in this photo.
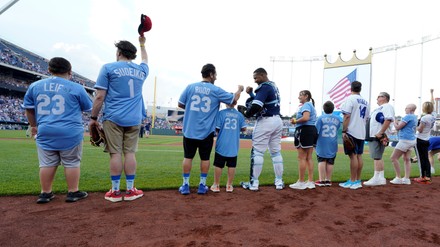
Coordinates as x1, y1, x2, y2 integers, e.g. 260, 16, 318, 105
213, 152, 237, 168
294, 125, 318, 148
183, 132, 214, 160
317, 155, 336, 165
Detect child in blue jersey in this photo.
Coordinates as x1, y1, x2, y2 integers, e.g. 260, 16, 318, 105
177, 63, 243, 195
89, 36, 149, 202
314, 101, 341, 187
289, 90, 318, 190
23, 57, 93, 204
390, 104, 417, 185
210, 103, 247, 193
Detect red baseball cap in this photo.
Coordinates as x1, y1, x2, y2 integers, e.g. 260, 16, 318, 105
138, 14, 152, 36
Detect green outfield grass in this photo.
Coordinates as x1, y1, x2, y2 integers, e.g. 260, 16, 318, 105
0, 130, 429, 196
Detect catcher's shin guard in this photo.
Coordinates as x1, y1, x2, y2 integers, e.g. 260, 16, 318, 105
250, 148, 264, 182
271, 151, 284, 178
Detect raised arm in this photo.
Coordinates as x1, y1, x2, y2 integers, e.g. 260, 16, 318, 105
139, 36, 148, 64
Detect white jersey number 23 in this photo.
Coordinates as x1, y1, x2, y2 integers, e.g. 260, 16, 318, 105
190, 95, 211, 113
37, 94, 65, 115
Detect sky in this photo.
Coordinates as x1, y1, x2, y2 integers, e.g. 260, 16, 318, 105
1, 0, 440, 116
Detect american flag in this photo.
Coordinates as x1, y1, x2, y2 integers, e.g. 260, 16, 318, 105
327, 69, 357, 109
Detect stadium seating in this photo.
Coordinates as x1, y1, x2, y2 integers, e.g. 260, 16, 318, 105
0, 38, 95, 88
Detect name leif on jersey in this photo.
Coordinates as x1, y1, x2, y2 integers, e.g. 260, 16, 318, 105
44, 82, 64, 92
113, 68, 146, 80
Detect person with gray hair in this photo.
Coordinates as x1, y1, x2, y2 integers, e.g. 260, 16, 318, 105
364, 92, 395, 186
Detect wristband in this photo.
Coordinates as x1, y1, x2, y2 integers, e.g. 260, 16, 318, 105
140, 44, 145, 47
90, 116, 98, 121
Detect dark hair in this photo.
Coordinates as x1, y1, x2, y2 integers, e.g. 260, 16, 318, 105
115, 40, 137, 60
253, 67, 267, 75
48, 57, 72, 75
351, 81, 362, 93
201, 63, 216, 78
300, 90, 315, 106
323, 101, 334, 114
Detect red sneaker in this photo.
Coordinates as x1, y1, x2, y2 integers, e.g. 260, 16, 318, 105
314, 180, 326, 187
124, 188, 144, 201
104, 190, 123, 202
414, 177, 432, 184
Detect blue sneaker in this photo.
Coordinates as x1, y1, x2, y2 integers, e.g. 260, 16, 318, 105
339, 179, 353, 189
350, 180, 362, 190
179, 184, 190, 195
197, 183, 208, 194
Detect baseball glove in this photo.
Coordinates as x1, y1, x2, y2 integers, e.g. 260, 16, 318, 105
378, 133, 389, 146
343, 134, 355, 152
237, 105, 247, 116
90, 125, 106, 147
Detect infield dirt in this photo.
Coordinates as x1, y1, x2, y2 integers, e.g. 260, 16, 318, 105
1, 179, 440, 247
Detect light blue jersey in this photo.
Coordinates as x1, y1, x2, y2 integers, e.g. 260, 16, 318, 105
95, 61, 149, 127
296, 101, 317, 127
399, 113, 417, 141
315, 113, 341, 158
23, 77, 93, 150
215, 108, 246, 157
178, 81, 234, 140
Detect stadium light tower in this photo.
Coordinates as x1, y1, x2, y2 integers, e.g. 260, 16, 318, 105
0, 0, 19, 15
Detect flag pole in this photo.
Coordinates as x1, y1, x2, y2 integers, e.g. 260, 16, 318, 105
152, 76, 157, 132
418, 42, 424, 116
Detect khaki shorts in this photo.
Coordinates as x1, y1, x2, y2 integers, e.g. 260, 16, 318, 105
103, 120, 140, 154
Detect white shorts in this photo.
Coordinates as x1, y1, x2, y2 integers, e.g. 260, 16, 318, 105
395, 139, 416, 152
37, 143, 83, 168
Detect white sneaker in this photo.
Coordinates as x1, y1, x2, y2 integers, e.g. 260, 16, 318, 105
401, 178, 411, 185
363, 177, 381, 186
289, 181, 307, 190
379, 178, 387, 185
210, 184, 220, 192
390, 177, 402, 184
305, 181, 316, 189
431, 167, 435, 174
249, 180, 259, 191
274, 179, 284, 190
